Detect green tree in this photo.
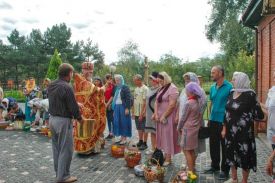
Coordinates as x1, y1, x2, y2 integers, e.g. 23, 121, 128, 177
66, 40, 85, 71
116, 40, 144, 84
158, 53, 183, 85
7, 29, 25, 50
46, 49, 63, 80
206, 0, 254, 59
44, 23, 72, 54
6, 29, 27, 88
227, 50, 255, 88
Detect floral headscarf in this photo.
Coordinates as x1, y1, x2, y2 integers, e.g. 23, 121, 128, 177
231, 72, 254, 93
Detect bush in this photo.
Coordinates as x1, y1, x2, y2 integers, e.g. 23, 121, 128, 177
46, 49, 63, 80
4, 90, 26, 102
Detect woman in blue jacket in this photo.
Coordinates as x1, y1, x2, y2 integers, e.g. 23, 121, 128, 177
112, 74, 132, 145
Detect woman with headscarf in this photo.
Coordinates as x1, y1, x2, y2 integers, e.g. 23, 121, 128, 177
112, 74, 132, 145
221, 72, 264, 183
264, 70, 275, 180
152, 71, 181, 166
23, 78, 39, 123
177, 82, 206, 173
176, 72, 207, 153
176, 72, 207, 170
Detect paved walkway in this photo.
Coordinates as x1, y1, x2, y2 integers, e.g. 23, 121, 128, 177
0, 127, 273, 183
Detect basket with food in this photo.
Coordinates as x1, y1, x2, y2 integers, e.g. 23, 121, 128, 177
143, 158, 165, 182
124, 147, 141, 168
111, 144, 125, 158
0, 120, 9, 129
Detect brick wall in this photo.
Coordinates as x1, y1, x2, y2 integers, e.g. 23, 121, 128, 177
257, 15, 275, 102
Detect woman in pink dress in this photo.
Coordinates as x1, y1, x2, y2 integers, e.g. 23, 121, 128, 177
152, 71, 181, 166
177, 82, 206, 173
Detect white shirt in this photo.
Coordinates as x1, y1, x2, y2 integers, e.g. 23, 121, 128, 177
115, 90, 122, 104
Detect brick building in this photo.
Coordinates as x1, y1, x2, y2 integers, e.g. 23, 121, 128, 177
242, 0, 275, 102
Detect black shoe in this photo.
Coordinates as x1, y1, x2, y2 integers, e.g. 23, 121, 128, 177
136, 140, 143, 147
105, 134, 113, 140
203, 167, 219, 174
217, 171, 229, 180
138, 143, 148, 150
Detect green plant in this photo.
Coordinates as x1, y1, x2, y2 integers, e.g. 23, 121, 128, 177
46, 49, 63, 80
4, 90, 26, 102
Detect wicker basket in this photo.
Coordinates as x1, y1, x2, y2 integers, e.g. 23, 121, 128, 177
144, 158, 165, 182
111, 144, 125, 158
124, 147, 141, 168
0, 121, 9, 129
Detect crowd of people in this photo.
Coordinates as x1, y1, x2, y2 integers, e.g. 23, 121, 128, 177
1, 62, 275, 183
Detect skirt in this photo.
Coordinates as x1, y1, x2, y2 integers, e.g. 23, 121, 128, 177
113, 104, 132, 137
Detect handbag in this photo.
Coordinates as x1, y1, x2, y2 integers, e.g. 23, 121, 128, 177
151, 148, 164, 166
198, 126, 210, 139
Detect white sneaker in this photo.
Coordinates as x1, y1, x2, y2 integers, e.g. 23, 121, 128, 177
163, 161, 172, 167
113, 137, 121, 143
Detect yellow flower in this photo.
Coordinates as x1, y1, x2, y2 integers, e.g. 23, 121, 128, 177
190, 174, 197, 180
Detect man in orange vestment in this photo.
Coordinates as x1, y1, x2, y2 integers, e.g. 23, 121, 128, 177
73, 61, 106, 154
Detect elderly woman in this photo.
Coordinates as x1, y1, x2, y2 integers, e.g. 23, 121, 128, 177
265, 70, 275, 180
176, 72, 207, 151
1, 98, 24, 121
23, 78, 39, 123
176, 72, 207, 169
112, 74, 132, 145
221, 72, 264, 183
265, 70, 275, 149
152, 71, 180, 166
177, 82, 206, 173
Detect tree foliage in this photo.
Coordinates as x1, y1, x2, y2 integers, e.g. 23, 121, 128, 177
0, 23, 104, 88
206, 0, 254, 58
116, 40, 144, 84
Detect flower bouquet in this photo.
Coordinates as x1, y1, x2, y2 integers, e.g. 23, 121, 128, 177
172, 170, 197, 183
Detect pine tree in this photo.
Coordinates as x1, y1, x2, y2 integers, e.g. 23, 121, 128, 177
46, 49, 62, 80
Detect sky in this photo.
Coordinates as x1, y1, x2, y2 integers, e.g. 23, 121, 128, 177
0, 0, 220, 64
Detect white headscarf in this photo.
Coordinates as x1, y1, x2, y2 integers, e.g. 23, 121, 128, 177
231, 72, 255, 93
179, 72, 206, 120
2, 98, 9, 109
183, 72, 200, 85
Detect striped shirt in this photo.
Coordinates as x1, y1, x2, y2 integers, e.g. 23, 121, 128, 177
48, 79, 82, 120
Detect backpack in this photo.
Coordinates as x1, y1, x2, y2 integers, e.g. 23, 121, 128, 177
151, 148, 164, 166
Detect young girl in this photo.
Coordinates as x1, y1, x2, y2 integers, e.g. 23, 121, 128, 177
177, 82, 206, 173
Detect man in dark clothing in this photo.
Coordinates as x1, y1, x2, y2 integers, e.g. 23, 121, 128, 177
48, 63, 82, 183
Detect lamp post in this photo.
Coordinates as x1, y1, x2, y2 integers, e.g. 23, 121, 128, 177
109, 64, 116, 78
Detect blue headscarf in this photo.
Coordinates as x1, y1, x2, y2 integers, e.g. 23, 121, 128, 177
111, 74, 125, 110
